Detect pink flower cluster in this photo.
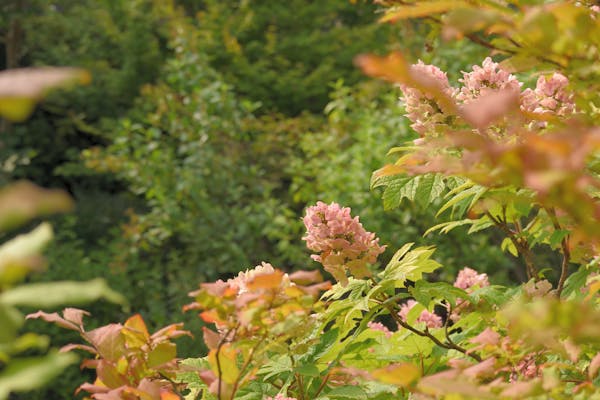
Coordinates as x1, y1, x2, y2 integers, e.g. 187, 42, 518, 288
367, 321, 393, 338
521, 73, 574, 116
303, 201, 385, 285
450, 267, 490, 321
400, 57, 575, 135
456, 57, 522, 103
513, 354, 540, 380
266, 395, 297, 400
400, 61, 455, 135
398, 299, 442, 329
454, 267, 490, 290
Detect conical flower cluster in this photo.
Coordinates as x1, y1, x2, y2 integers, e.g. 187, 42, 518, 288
303, 201, 385, 286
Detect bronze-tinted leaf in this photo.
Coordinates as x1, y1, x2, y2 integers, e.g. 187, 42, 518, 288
26, 310, 80, 332
245, 270, 284, 291
0, 181, 73, 232
0, 67, 90, 122
459, 88, 520, 129
84, 324, 125, 362
289, 270, 323, 285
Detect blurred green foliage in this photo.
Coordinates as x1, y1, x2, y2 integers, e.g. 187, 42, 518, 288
194, 0, 396, 115
1, 1, 525, 397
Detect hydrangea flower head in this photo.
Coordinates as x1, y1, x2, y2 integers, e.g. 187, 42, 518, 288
398, 300, 442, 329
521, 73, 574, 117
303, 201, 385, 286
400, 60, 456, 135
456, 57, 521, 103
454, 267, 490, 290
449, 267, 490, 321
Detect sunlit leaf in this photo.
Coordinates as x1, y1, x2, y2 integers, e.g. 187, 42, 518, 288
0, 67, 90, 122
208, 344, 239, 385
0, 223, 53, 287
0, 351, 77, 400
379, 1, 468, 23
371, 363, 420, 387
0, 182, 73, 232
0, 278, 126, 308
147, 342, 176, 368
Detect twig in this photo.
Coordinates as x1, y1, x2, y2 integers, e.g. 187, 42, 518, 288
546, 207, 571, 297
230, 336, 265, 398
485, 211, 537, 280
387, 304, 482, 362
314, 372, 331, 398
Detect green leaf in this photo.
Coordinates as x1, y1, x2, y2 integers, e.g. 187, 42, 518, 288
415, 174, 445, 206
326, 385, 368, 399
411, 281, 468, 308
437, 184, 486, 218
562, 263, 595, 299
380, 176, 411, 210
379, 174, 445, 211
0, 304, 23, 343
258, 354, 292, 381
501, 237, 518, 257
0, 278, 126, 308
424, 219, 476, 236
380, 245, 441, 288
549, 229, 570, 248
295, 363, 320, 377
147, 342, 176, 368
0, 351, 77, 400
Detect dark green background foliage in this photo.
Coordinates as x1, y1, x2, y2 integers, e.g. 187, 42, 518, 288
1, 1, 516, 398
194, 0, 396, 115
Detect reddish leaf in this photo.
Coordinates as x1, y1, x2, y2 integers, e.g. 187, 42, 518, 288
0, 67, 90, 98
289, 269, 323, 285
136, 378, 162, 399
356, 52, 458, 114
202, 327, 221, 350
84, 324, 125, 361
60, 343, 97, 354
589, 353, 600, 379
199, 310, 224, 325
63, 308, 90, 328
26, 311, 80, 331
77, 381, 110, 395
198, 370, 217, 386
499, 380, 540, 398
459, 88, 521, 129
0, 181, 73, 231
301, 281, 332, 296
151, 323, 191, 342
80, 359, 99, 370
463, 357, 496, 379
